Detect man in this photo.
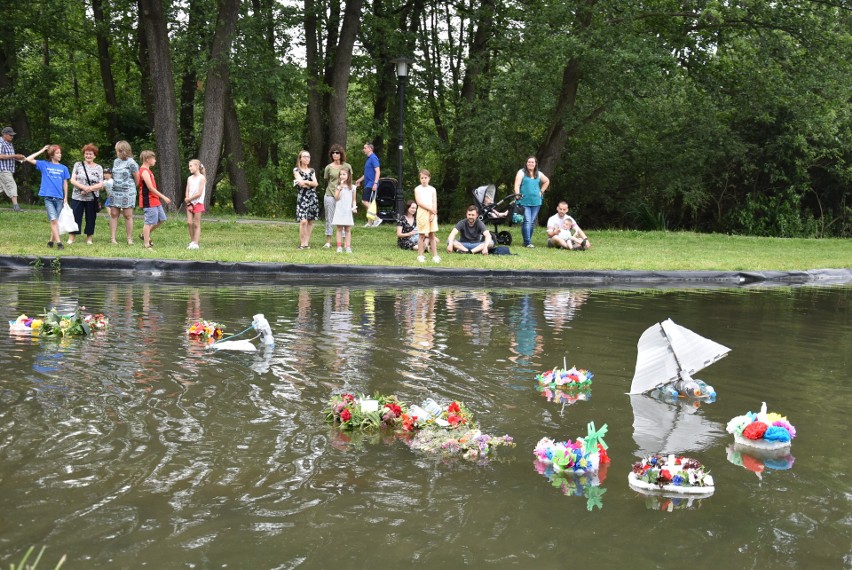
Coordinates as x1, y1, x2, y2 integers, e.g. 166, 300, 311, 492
546, 200, 591, 250
0, 127, 26, 212
447, 205, 492, 255
355, 142, 381, 227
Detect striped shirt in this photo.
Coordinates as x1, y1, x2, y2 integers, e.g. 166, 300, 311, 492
0, 140, 16, 173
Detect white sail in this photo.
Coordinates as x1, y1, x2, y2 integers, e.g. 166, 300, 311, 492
628, 318, 730, 395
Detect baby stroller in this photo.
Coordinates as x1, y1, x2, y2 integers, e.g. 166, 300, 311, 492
472, 184, 521, 246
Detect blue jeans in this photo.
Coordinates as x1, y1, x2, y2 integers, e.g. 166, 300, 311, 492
521, 205, 541, 246
44, 197, 63, 221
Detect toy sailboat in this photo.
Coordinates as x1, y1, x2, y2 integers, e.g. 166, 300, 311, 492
628, 319, 730, 397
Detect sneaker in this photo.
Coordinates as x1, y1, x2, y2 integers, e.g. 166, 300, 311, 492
417, 255, 426, 263
12, 204, 21, 212
372, 218, 383, 227
525, 243, 535, 248
47, 241, 54, 248
187, 242, 198, 250
57, 242, 64, 250
345, 247, 352, 254
86, 240, 93, 245
323, 243, 331, 249
432, 256, 441, 263
336, 246, 343, 253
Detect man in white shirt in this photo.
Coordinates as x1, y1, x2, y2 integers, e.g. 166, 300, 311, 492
546, 201, 591, 250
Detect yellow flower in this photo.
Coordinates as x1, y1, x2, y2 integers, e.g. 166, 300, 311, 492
31, 319, 43, 330
59, 318, 71, 330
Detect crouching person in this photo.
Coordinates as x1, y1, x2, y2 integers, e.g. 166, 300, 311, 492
447, 205, 492, 255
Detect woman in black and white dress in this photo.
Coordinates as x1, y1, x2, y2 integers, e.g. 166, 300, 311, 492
294, 150, 319, 249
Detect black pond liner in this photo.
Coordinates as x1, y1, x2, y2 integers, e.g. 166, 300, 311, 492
1, 255, 850, 290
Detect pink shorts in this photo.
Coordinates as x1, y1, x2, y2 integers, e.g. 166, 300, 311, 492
187, 202, 206, 214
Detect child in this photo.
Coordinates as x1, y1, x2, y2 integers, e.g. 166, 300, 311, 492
102, 168, 113, 208
331, 167, 356, 253
23, 144, 70, 250
184, 159, 206, 249
558, 216, 591, 250
138, 150, 171, 248
414, 169, 440, 263
483, 195, 508, 219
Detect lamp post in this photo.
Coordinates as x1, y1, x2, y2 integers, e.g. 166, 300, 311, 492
392, 57, 411, 217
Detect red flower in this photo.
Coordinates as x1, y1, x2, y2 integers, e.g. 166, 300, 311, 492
447, 401, 461, 414
447, 413, 463, 426
660, 469, 672, 481
342, 394, 355, 403
385, 403, 402, 417
743, 421, 768, 440
401, 414, 418, 432
340, 409, 352, 422
597, 443, 610, 464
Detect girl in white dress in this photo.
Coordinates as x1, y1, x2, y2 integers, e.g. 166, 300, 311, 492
331, 167, 356, 253
184, 159, 206, 249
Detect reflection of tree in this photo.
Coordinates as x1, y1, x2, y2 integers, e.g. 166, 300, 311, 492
320, 287, 356, 377
444, 289, 494, 348
291, 287, 316, 370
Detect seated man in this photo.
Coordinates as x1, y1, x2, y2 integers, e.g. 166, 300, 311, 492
447, 205, 492, 255
546, 201, 591, 250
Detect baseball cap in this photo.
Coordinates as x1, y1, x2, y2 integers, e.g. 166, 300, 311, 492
1, 127, 16, 136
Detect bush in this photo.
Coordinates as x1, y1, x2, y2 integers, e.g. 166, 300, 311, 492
731, 187, 819, 237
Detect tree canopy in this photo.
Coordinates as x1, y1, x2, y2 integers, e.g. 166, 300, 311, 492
2, 0, 850, 236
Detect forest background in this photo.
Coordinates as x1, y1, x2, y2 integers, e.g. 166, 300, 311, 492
1, 0, 850, 237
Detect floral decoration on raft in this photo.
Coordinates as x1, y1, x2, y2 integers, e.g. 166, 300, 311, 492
324, 393, 407, 431
629, 454, 714, 494
726, 401, 796, 451
187, 320, 225, 341
407, 427, 515, 462
10, 308, 108, 337
533, 422, 610, 475
536, 364, 594, 392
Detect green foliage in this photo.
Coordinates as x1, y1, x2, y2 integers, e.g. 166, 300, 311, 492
246, 164, 295, 218
8, 545, 66, 570
731, 187, 819, 238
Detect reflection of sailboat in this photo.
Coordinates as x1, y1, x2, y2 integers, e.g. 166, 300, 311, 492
629, 319, 730, 395
630, 394, 725, 456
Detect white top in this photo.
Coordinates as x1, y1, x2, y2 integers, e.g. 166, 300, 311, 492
331, 185, 355, 226
188, 174, 205, 205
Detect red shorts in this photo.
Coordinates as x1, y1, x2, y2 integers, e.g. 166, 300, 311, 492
187, 202, 206, 214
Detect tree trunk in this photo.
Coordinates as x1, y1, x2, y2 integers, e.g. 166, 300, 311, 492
326, 0, 363, 149
197, 0, 241, 208
305, 0, 324, 161
91, 0, 119, 142
138, 0, 181, 203
224, 87, 250, 214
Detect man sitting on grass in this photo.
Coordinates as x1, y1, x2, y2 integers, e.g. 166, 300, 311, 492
546, 201, 591, 250
447, 205, 492, 255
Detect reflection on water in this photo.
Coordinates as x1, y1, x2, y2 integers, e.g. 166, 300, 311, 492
0, 275, 850, 568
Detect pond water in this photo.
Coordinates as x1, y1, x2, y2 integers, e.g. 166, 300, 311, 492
0, 273, 850, 568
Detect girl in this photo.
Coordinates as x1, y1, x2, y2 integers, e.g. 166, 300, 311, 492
294, 150, 319, 249
24, 144, 69, 250
513, 156, 550, 247
330, 167, 356, 253
184, 159, 206, 249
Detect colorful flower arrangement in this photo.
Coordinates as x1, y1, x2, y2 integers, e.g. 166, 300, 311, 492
187, 320, 225, 341
536, 365, 593, 391
629, 454, 715, 495
408, 427, 515, 462
725, 444, 795, 479
9, 308, 108, 337
324, 393, 407, 431
533, 460, 608, 510
401, 399, 474, 432
726, 402, 796, 451
532, 422, 610, 475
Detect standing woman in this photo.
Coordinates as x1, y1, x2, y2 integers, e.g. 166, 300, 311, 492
23, 145, 70, 249
109, 140, 140, 244
513, 156, 550, 248
294, 150, 319, 249
68, 144, 104, 245
322, 144, 352, 248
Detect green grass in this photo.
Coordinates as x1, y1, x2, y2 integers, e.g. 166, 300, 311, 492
1, 207, 850, 271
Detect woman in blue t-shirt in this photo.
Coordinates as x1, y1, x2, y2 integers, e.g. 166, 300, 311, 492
24, 144, 70, 250
513, 156, 550, 248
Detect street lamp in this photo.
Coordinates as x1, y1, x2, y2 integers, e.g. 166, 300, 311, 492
392, 57, 411, 217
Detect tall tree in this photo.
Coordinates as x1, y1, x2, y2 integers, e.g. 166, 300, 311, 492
91, 0, 120, 142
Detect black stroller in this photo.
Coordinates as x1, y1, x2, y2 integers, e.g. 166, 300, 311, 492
472, 184, 521, 245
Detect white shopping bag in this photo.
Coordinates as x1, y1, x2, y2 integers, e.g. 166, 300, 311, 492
57, 203, 79, 235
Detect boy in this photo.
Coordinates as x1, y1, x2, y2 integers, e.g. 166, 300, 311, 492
138, 150, 171, 248
414, 169, 440, 263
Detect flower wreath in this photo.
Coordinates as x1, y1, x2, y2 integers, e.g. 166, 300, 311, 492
532, 422, 610, 475
10, 308, 108, 337
536, 365, 593, 391
726, 402, 796, 451
187, 320, 225, 341
324, 393, 407, 431
629, 454, 714, 495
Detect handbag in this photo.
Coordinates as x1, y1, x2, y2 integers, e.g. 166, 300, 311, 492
366, 187, 378, 221
78, 162, 102, 212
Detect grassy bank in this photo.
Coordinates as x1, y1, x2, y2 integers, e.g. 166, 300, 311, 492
1, 207, 850, 271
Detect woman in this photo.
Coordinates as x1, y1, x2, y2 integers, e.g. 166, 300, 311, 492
397, 199, 419, 250
513, 156, 550, 247
294, 150, 319, 249
24, 144, 70, 249
109, 140, 140, 244
322, 144, 352, 248
68, 144, 104, 245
